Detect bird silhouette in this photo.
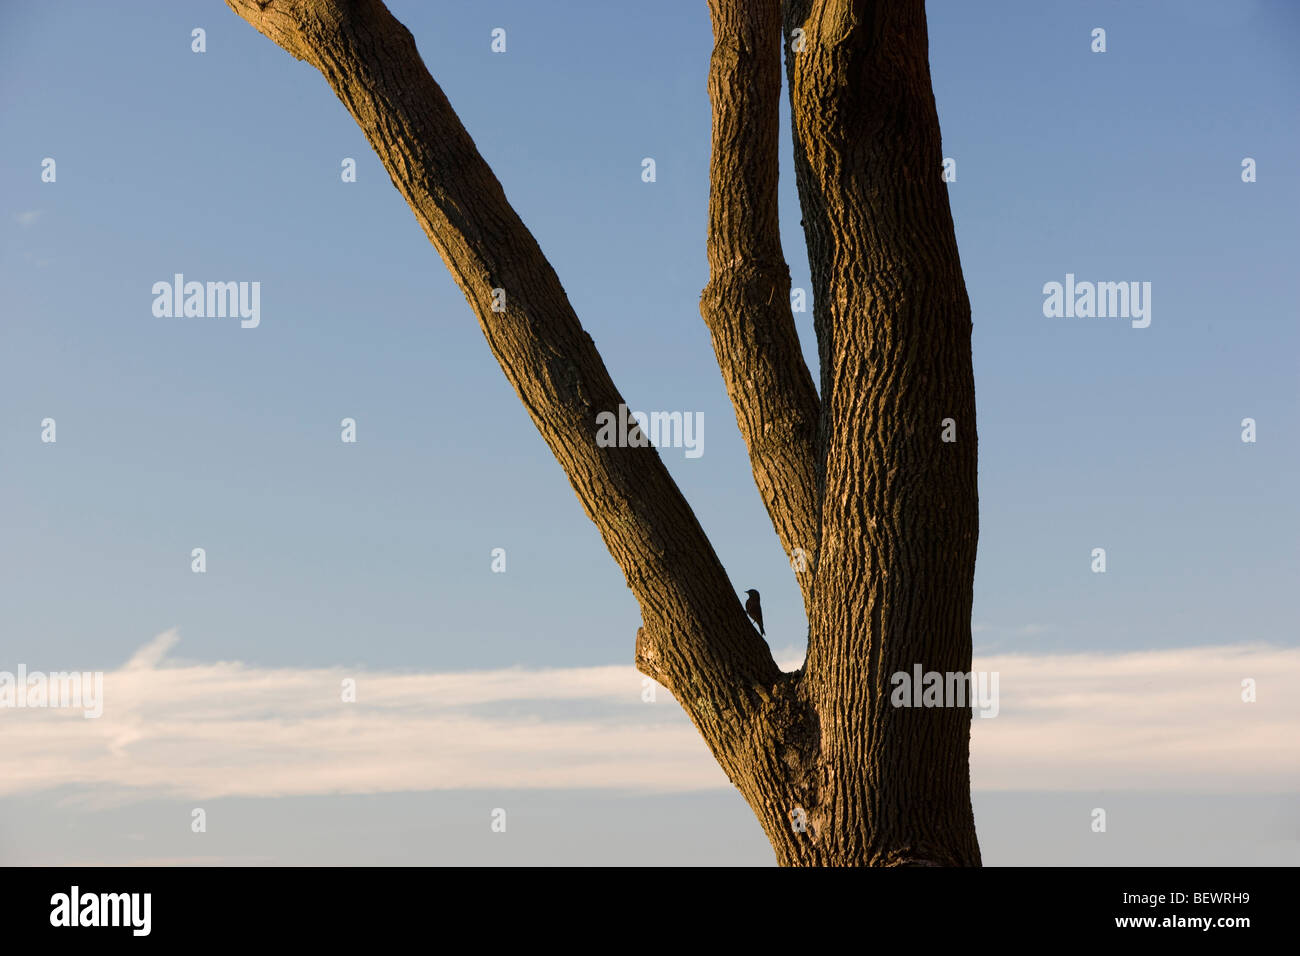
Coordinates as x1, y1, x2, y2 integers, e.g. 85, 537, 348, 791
743, 589, 764, 636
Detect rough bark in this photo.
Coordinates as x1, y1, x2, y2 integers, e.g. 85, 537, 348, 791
227, 0, 980, 867
783, 0, 981, 866
702, 0, 822, 614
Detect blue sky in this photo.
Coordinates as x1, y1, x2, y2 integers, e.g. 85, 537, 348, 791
1, 0, 1297, 864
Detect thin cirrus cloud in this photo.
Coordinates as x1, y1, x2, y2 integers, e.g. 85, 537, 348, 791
3, 630, 1296, 801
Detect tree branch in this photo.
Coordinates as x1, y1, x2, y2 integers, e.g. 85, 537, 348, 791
223, 0, 785, 750
703, 0, 822, 613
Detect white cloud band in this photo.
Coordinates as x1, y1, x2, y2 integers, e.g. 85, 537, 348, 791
4, 632, 1296, 800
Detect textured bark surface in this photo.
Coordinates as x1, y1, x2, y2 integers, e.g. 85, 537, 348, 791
701, 0, 822, 614
783, 0, 981, 867
228, 0, 980, 867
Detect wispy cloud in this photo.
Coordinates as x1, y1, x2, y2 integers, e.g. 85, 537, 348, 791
973, 622, 1048, 636
4, 632, 1296, 801
14, 209, 44, 227
969, 645, 1298, 791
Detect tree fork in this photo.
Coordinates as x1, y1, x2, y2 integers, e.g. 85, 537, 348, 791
227, 0, 982, 866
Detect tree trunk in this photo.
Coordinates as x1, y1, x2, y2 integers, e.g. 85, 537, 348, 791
779, 0, 982, 867
227, 0, 980, 866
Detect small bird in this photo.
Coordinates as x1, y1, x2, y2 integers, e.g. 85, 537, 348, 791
743, 589, 765, 636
